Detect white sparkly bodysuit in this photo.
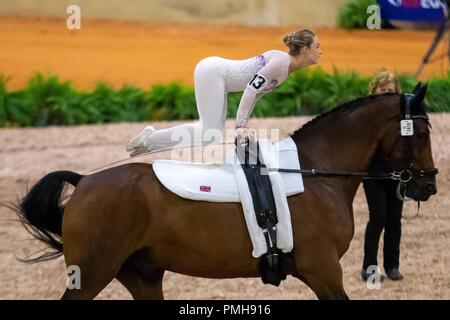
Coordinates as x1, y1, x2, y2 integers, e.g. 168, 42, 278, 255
145, 50, 291, 151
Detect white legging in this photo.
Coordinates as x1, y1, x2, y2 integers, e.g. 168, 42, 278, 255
146, 58, 227, 151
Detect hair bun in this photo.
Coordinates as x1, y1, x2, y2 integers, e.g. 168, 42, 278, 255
283, 32, 295, 46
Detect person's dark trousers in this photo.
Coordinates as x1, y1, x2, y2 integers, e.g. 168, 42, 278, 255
362, 180, 404, 272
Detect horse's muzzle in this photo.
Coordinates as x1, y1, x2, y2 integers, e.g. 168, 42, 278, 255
425, 182, 437, 195
407, 178, 437, 202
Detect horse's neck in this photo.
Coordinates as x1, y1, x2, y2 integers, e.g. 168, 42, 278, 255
295, 96, 399, 199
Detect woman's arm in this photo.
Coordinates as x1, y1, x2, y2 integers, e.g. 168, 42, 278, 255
235, 57, 286, 128
235, 89, 258, 128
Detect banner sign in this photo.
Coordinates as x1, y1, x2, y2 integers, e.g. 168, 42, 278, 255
377, 0, 447, 23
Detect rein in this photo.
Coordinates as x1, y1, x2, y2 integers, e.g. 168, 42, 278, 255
270, 163, 437, 182
268, 166, 431, 220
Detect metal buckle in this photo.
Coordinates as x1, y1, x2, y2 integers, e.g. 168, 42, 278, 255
391, 172, 401, 181
399, 169, 413, 183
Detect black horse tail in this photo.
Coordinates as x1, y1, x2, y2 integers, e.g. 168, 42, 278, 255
11, 170, 82, 263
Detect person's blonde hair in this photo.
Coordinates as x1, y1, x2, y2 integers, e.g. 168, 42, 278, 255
369, 71, 401, 95
283, 29, 316, 56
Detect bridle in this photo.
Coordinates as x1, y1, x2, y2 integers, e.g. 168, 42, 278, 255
381, 94, 438, 201
271, 94, 439, 203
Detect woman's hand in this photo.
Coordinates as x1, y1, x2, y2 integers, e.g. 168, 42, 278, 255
235, 127, 256, 145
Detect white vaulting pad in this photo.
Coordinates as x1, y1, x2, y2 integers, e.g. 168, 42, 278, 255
153, 137, 304, 257
154, 160, 240, 202
152, 137, 304, 202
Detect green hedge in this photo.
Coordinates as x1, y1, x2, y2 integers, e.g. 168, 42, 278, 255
338, 0, 378, 29
0, 70, 449, 128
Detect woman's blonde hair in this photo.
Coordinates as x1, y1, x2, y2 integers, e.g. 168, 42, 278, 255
369, 71, 401, 95
283, 29, 316, 56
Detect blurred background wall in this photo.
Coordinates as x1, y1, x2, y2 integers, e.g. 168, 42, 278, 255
0, 0, 349, 27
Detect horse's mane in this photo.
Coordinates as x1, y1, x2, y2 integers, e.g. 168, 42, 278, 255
290, 93, 399, 139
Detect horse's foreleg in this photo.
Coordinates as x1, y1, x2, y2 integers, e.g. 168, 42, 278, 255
294, 249, 349, 300
296, 263, 348, 300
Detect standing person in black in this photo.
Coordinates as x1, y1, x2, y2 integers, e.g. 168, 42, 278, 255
361, 71, 404, 282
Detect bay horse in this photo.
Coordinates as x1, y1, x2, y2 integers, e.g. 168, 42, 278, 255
12, 84, 437, 300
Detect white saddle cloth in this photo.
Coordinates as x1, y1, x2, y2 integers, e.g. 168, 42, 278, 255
153, 137, 304, 257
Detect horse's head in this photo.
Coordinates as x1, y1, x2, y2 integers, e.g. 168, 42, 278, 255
378, 83, 438, 201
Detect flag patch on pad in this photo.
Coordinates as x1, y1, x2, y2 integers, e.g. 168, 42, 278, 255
200, 186, 211, 192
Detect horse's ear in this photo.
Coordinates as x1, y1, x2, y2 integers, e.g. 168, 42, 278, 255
412, 82, 422, 95
412, 83, 428, 108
